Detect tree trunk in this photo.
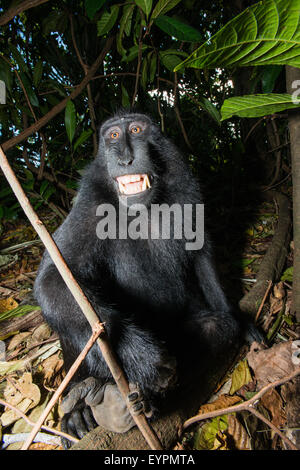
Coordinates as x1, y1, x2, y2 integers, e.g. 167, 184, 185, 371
286, 66, 300, 322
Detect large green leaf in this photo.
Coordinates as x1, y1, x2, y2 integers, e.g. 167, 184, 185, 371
117, 3, 136, 55
221, 93, 300, 120
65, 100, 76, 144
159, 49, 189, 71
155, 16, 202, 42
74, 129, 93, 152
97, 5, 119, 36
175, 0, 300, 71
150, 0, 182, 19
135, 0, 152, 18
33, 60, 43, 88
85, 0, 106, 19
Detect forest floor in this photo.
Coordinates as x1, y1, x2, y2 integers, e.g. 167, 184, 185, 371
0, 201, 299, 451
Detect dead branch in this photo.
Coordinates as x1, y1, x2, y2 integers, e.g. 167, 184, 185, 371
0, 146, 163, 451
0, 0, 49, 26
21, 321, 104, 449
182, 367, 300, 450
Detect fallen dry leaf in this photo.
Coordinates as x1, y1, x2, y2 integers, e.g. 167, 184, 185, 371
227, 414, 251, 450
198, 394, 242, 415
1, 372, 41, 426
230, 360, 252, 395
42, 352, 64, 389
247, 340, 299, 389
260, 389, 286, 429
7, 332, 31, 351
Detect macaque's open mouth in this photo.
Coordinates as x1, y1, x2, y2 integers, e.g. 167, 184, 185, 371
116, 174, 151, 196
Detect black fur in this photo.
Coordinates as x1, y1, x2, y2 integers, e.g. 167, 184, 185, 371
34, 112, 241, 437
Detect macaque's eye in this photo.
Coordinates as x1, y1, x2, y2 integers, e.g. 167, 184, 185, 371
111, 131, 120, 139
130, 126, 141, 134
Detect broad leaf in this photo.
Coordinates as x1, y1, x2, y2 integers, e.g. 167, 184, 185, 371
85, 0, 106, 19
261, 65, 283, 93
97, 5, 119, 36
74, 129, 93, 152
159, 49, 189, 71
65, 100, 76, 143
0, 59, 13, 93
121, 84, 130, 107
151, 0, 182, 19
155, 16, 202, 42
18, 72, 39, 107
33, 60, 43, 88
117, 3, 135, 55
122, 44, 149, 62
175, 0, 300, 71
197, 97, 221, 125
135, 0, 152, 18
221, 93, 300, 120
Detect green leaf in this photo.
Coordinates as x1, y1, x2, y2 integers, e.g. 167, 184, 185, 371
42, 11, 63, 35
197, 97, 221, 125
18, 72, 39, 107
261, 65, 283, 93
33, 60, 43, 88
155, 16, 202, 42
8, 44, 29, 75
230, 360, 252, 395
141, 59, 148, 89
175, 0, 300, 71
85, 0, 106, 19
121, 84, 130, 107
281, 266, 293, 282
151, 0, 182, 19
65, 100, 76, 144
122, 44, 149, 62
97, 5, 119, 36
221, 93, 300, 120
149, 53, 157, 82
40, 180, 49, 196
73, 129, 93, 152
159, 49, 188, 70
135, 0, 152, 18
194, 416, 228, 450
117, 3, 135, 55
0, 59, 13, 93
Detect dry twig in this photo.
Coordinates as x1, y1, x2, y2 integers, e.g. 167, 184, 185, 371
0, 398, 78, 445
182, 367, 300, 450
21, 321, 104, 449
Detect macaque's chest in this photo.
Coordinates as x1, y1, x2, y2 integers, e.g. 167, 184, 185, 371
107, 239, 189, 311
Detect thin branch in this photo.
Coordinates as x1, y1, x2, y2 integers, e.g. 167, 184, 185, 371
0, 0, 49, 26
21, 321, 105, 450
182, 367, 300, 450
255, 280, 272, 323
0, 55, 37, 121
132, 10, 144, 107
69, 13, 98, 155
0, 398, 78, 445
1, 37, 114, 152
0, 146, 163, 451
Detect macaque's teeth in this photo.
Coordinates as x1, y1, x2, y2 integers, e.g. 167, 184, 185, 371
142, 176, 147, 191
118, 181, 125, 194
145, 174, 151, 189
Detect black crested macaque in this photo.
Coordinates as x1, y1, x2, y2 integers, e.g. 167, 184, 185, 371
34, 111, 256, 444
